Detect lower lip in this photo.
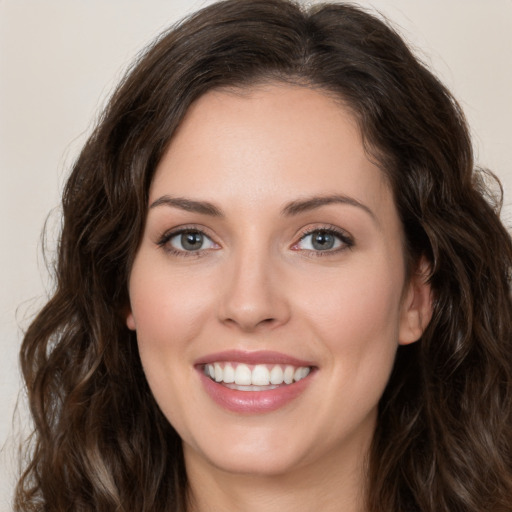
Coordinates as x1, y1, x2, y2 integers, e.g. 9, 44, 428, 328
198, 370, 314, 414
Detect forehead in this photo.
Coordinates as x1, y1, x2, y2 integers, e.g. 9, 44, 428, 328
150, 83, 391, 216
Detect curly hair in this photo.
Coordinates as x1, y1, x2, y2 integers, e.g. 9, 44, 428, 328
16, 1, 512, 511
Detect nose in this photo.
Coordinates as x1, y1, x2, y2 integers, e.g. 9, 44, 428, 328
217, 246, 291, 332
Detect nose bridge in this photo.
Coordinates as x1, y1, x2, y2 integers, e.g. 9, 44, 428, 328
218, 234, 289, 331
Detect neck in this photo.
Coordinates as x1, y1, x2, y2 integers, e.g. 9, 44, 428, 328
184, 440, 368, 512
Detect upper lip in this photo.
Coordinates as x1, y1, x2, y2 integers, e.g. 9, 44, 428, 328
195, 350, 315, 367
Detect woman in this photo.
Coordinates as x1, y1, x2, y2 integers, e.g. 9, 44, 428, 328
15, 1, 512, 511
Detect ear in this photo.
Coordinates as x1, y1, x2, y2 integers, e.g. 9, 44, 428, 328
124, 306, 136, 331
398, 257, 433, 345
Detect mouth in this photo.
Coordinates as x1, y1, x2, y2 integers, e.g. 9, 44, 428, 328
196, 351, 316, 413
203, 362, 311, 391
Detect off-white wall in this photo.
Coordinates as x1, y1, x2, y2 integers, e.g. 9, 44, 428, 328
1, 1, 511, 509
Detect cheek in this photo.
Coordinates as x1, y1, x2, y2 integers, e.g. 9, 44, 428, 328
128, 268, 213, 431
301, 260, 404, 419
305, 261, 401, 329
127, 264, 211, 397
128, 263, 214, 346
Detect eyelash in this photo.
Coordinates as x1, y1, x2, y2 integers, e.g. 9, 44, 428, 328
156, 224, 354, 257
157, 226, 218, 258
292, 225, 354, 257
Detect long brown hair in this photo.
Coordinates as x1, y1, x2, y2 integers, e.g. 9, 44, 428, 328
16, 1, 512, 511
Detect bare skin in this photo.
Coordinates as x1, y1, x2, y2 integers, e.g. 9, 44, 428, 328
126, 83, 432, 511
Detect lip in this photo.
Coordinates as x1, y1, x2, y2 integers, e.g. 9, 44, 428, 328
195, 350, 316, 414
198, 370, 314, 413
195, 349, 315, 367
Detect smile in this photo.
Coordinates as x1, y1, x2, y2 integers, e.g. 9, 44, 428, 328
196, 351, 316, 413
204, 362, 311, 390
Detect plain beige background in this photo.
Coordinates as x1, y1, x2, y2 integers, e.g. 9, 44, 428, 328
1, 1, 511, 509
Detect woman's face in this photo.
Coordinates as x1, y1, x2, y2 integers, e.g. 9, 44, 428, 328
126, 84, 430, 479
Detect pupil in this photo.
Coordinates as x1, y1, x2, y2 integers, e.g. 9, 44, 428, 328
182, 232, 203, 250
312, 231, 334, 250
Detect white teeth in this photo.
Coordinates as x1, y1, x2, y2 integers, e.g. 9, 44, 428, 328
204, 362, 311, 388
251, 365, 270, 386
214, 363, 223, 382
227, 384, 280, 391
283, 365, 295, 384
223, 363, 235, 383
269, 365, 284, 385
294, 366, 310, 381
234, 364, 252, 385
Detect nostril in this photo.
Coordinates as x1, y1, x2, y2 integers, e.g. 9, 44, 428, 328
223, 315, 276, 331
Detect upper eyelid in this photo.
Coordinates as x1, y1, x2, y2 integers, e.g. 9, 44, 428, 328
293, 225, 355, 252
296, 224, 353, 241
158, 224, 216, 239
156, 225, 220, 250
156, 227, 220, 259
155, 223, 354, 249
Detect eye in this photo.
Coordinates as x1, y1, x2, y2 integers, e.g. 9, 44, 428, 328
159, 229, 218, 254
294, 228, 353, 253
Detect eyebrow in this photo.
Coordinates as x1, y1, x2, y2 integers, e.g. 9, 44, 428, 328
281, 194, 376, 221
150, 196, 224, 217
150, 193, 375, 221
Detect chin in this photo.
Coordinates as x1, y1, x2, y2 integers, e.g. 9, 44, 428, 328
183, 426, 313, 477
